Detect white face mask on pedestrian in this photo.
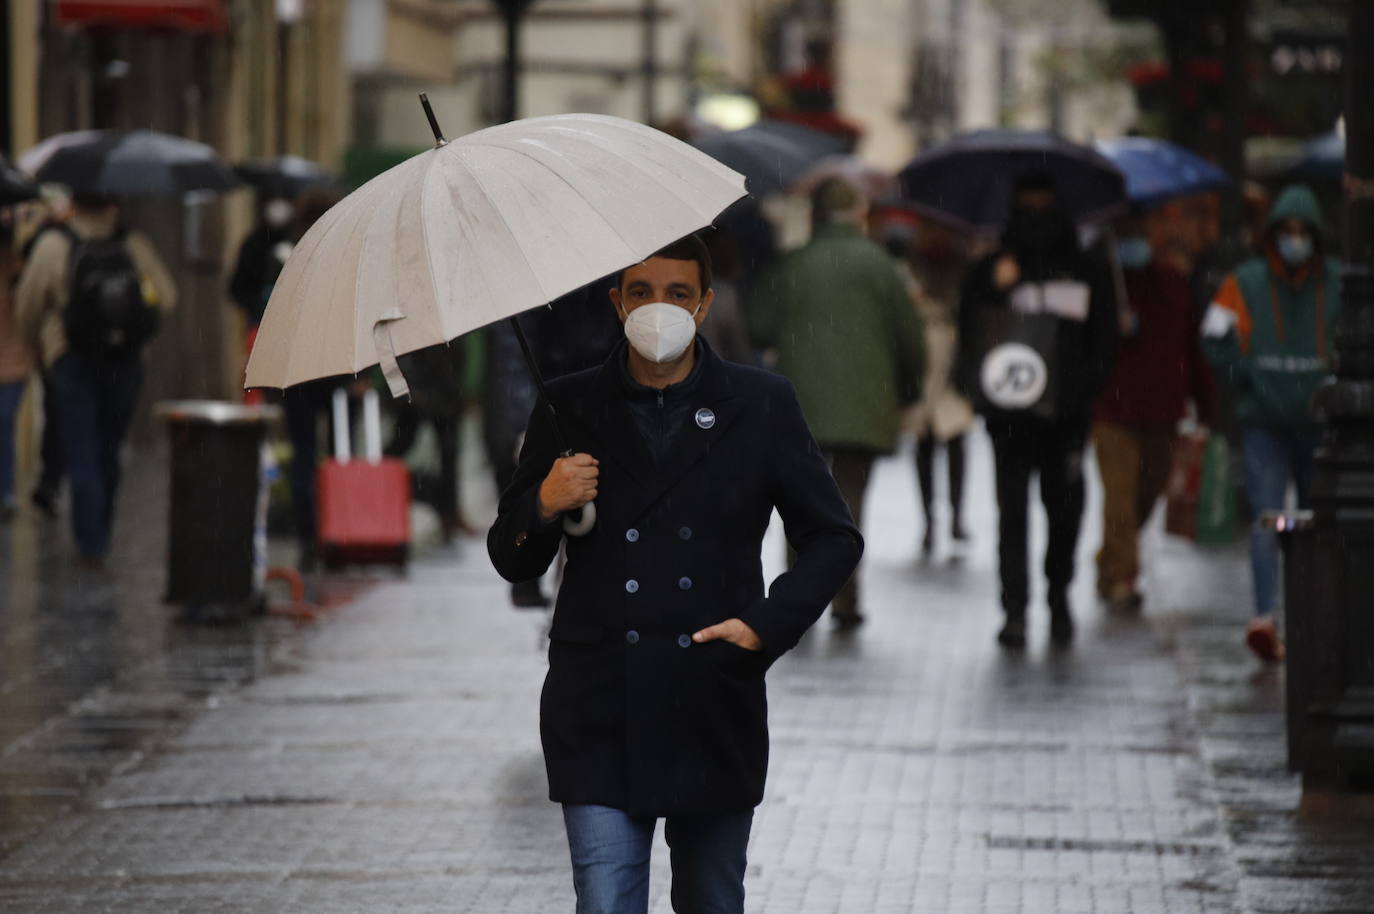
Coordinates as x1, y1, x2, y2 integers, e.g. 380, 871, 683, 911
620, 301, 702, 364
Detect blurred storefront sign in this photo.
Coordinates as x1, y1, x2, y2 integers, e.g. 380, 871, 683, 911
52, 0, 228, 33
1269, 32, 1344, 77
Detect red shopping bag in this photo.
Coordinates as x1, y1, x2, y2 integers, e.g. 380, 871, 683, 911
1164, 430, 1207, 541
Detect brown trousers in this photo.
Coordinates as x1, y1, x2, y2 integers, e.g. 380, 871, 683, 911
821, 447, 874, 618
1092, 422, 1176, 592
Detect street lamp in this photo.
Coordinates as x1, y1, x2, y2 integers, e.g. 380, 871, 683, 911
490, 0, 536, 123
1283, 0, 1374, 806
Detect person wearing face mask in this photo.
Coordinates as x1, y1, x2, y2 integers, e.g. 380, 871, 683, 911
957, 172, 1118, 649
1201, 184, 1341, 663
229, 195, 295, 405
749, 178, 926, 629
1092, 209, 1216, 613
488, 235, 861, 914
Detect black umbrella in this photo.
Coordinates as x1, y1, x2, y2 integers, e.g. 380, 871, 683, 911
693, 120, 849, 197
234, 155, 336, 198
896, 128, 1127, 233
35, 129, 240, 197
0, 154, 38, 206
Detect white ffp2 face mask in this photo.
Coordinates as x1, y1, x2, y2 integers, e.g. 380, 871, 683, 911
622, 301, 701, 364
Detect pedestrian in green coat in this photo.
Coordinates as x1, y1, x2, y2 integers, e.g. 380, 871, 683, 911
1201, 184, 1341, 663
751, 179, 925, 628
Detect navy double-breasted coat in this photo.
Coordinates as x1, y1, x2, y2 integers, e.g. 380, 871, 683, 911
488, 339, 863, 817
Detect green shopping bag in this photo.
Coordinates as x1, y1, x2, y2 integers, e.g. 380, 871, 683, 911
1196, 433, 1236, 545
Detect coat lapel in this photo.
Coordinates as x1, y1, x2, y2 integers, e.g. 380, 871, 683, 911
632, 342, 743, 518
564, 340, 746, 520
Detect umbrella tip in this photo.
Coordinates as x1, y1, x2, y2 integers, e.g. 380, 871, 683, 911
419, 93, 447, 148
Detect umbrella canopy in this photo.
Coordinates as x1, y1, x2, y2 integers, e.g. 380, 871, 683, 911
16, 129, 105, 176
1094, 137, 1231, 206
793, 154, 893, 200
896, 128, 1127, 233
245, 113, 747, 397
33, 129, 239, 197
0, 155, 38, 205
693, 120, 848, 197
234, 155, 337, 198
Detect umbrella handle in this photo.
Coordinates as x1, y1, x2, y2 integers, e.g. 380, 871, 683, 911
563, 501, 597, 537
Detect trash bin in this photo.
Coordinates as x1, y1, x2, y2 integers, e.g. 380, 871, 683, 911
155, 400, 282, 621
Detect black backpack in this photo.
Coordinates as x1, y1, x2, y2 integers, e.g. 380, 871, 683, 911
60, 225, 161, 360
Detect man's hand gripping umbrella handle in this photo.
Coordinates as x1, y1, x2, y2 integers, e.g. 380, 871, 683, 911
545, 449, 597, 538
564, 500, 596, 537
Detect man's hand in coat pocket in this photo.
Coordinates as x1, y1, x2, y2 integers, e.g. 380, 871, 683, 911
692, 619, 763, 652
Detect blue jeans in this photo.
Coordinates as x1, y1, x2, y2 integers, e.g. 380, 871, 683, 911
1241, 426, 1315, 617
562, 804, 753, 914
49, 353, 143, 558
0, 379, 26, 506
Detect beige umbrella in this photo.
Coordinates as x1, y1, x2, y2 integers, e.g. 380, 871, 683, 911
245, 105, 748, 399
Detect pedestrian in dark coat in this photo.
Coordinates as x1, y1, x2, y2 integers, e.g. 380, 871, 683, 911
488, 236, 861, 914
957, 172, 1117, 649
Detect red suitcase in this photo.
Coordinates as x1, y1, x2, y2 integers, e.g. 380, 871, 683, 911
317, 388, 411, 568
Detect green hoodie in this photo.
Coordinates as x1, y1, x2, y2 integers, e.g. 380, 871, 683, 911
1201, 185, 1341, 433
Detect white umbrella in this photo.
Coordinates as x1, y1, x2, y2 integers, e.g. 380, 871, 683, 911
245, 107, 747, 399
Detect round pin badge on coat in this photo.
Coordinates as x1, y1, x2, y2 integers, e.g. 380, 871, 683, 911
695, 407, 716, 430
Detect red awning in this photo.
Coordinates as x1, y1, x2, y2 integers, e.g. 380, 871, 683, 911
53, 0, 228, 34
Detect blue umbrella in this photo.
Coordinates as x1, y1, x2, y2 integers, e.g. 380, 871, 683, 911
896, 128, 1127, 233
1094, 137, 1231, 207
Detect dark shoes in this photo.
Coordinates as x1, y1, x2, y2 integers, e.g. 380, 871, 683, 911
997, 602, 1074, 650
997, 614, 1027, 649
1101, 580, 1144, 613
511, 579, 550, 609
1049, 598, 1075, 648
832, 609, 866, 631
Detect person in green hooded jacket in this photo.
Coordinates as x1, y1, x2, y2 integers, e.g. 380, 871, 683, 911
750, 179, 925, 629
1201, 184, 1341, 662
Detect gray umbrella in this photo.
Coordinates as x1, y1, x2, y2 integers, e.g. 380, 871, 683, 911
234, 155, 337, 198
896, 128, 1127, 233
693, 120, 849, 197
0, 154, 38, 205
34, 129, 240, 197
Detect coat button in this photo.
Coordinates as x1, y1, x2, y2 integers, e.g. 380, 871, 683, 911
626, 528, 640, 542
678, 526, 692, 541
625, 579, 640, 594
678, 576, 692, 591
626, 630, 640, 644
677, 634, 692, 648
515, 531, 528, 546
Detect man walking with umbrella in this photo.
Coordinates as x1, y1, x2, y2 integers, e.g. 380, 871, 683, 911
489, 236, 862, 912
958, 173, 1117, 648
15, 193, 176, 567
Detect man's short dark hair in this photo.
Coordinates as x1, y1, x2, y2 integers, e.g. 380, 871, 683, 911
615, 233, 713, 295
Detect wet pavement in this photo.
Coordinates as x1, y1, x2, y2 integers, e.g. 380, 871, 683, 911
1, 425, 1372, 912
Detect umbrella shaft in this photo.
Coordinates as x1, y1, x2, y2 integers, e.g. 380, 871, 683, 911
508, 315, 570, 454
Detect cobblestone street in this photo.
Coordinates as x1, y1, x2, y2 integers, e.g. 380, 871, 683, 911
1, 428, 1371, 912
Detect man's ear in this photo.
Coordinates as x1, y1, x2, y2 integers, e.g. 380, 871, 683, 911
695, 288, 715, 325
609, 286, 625, 321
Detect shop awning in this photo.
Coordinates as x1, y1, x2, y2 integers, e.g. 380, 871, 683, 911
52, 0, 229, 34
